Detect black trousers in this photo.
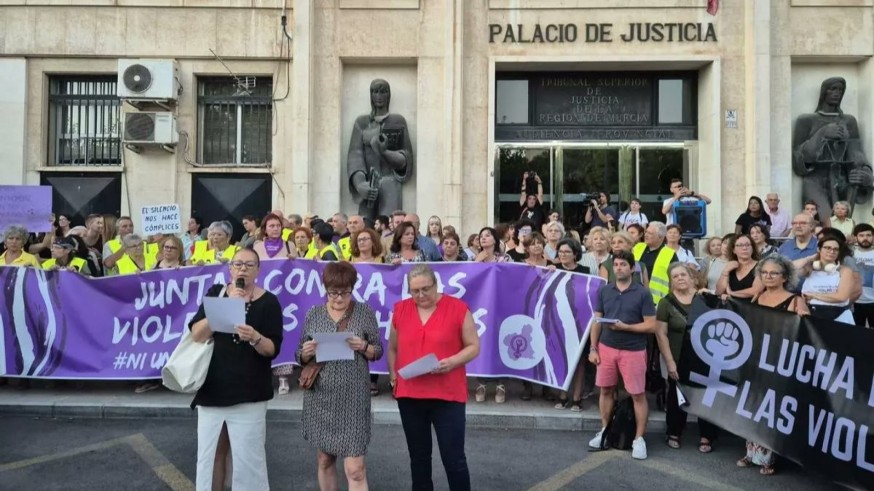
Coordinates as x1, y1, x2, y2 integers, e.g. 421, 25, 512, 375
397, 398, 470, 491
666, 378, 720, 441
853, 302, 874, 327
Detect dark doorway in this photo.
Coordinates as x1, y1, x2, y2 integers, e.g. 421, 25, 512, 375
191, 174, 272, 242
40, 172, 122, 227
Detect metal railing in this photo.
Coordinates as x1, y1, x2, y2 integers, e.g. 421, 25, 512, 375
197, 77, 273, 166
49, 77, 122, 166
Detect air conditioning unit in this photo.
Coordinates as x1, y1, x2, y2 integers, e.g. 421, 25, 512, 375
123, 112, 178, 145
117, 59, 180, 100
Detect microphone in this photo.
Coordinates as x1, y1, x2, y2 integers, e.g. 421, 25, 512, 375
235, 278, 245, 290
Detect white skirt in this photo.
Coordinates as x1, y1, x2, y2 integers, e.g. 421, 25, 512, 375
197, 401, 269, 491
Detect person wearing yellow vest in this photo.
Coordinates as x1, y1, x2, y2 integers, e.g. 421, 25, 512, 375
313, 222, 341, 261
291, 227, 313, 259
1, 225, 41, 267
43, 236, 91, 276
189, 221, 239, 265
340, 214, 366, 261
112, 233, 149, 275
103, 216, 135, 271
331, 212, 353, 261
632, 222, 678, 305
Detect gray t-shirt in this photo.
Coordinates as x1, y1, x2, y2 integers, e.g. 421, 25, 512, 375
595, 281, 656, 351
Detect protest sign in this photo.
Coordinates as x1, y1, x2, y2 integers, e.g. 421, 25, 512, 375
0, 185, 53, 232
139, 204, 181, 235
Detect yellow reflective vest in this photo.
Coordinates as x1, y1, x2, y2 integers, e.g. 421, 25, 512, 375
42, 257, 86, 272
191, 245, 240, 265
337, 236, 352, 261
318, 244, 341, 261
116, 254, 148, 275
632, 242, 673, 305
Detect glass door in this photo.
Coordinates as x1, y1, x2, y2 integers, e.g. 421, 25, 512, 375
636, 147, 685, 223
557, 148, 622, 231
495, 146, 552, 224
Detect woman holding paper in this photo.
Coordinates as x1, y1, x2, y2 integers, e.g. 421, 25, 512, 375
296, 262, 383, 491
389, 264, 480, 491
189, 248, 283, 491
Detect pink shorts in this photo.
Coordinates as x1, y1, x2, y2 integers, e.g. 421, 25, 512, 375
595, 344, 647, 395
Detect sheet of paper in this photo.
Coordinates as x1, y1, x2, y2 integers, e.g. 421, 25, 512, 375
313, 332, 355, 362
398, 353, 440, 380
203, 297, 246, 334
676, 385, 688, 406
595, 318, 620, 324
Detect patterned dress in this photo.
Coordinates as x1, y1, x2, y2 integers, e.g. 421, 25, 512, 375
296, 303, 384, 457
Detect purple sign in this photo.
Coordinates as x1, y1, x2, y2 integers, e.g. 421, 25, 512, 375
0, 185, 53, 233
0, 261, 603, 390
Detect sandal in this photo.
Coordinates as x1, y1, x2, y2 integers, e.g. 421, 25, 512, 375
698, 439, 713, 454
569, 399, 583, 412
666, 436, 681, 449
760, 464, 775, 476
495, 384, 506, 404
370, 382, 380, 397
736, 457, 753, 468
475, 384, 486, 403
554, 398, 569, 410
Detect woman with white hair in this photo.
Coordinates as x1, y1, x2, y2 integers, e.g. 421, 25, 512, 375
579, 226, 611, 274
829, 201, 855, 241
191, 221, 239, 265
543, 221, 565, 261
112, 234, 149, 275
0, 225, 41, 267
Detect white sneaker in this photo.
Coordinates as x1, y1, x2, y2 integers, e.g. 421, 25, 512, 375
632, 437, 647, 460
588, 428, 605, 449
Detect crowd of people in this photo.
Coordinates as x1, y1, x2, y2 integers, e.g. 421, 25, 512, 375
2, 173, 873, 488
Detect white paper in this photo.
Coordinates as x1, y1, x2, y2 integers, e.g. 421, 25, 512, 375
398, 354, 440, 380
595, 318, 620, 324
203, 297, 246, 334
313, 332, 355, 362
676, 385, 688, 406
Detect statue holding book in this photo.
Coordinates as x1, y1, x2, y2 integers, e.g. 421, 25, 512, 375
347, 79, 414, 220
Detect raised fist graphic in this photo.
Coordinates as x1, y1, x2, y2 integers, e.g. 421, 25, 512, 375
704, 320, 741, 362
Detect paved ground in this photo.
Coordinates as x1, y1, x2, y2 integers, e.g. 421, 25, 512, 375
0, 416, 840, 491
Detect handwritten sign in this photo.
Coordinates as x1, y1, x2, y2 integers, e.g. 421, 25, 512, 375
0, 185, 53, 232
140, 204, 181, 235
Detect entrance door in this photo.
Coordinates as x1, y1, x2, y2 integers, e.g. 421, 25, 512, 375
495, 147, 553, 225
557, 148, 621, 230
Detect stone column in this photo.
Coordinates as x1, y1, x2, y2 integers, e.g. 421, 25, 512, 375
744, 0, 772, 197
290, 0, 313, 213
0, 59, 27, 185
442, 0, 465, 231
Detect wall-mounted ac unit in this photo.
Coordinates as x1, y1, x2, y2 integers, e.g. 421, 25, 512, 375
123, 112, 178, 145
117, 59, 180, 100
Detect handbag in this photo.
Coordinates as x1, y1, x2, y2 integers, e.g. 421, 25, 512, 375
161, 285, 226, 393
299, 302, 356, 390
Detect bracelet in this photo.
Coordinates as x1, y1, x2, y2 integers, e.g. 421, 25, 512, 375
249, 335, 263, 347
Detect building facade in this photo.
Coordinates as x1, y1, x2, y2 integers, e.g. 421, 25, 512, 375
1, 0, 873, 239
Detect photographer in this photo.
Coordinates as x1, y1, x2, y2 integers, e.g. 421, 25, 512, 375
661, 178, 712, 226
519, 171, 546, 230
584, 192, 619, 230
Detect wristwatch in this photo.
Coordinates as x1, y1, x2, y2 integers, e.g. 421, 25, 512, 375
249, 336, 263, 347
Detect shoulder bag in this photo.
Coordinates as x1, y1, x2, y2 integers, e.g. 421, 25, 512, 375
161, 286, 225, 393
299, 302, 356, 390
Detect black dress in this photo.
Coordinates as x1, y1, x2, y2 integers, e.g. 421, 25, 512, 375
729, 267, 756, 303
189, 284, 284, 409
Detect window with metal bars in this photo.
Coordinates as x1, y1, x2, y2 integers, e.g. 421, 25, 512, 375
197, 77, 273, 166
48, 76, 122, 166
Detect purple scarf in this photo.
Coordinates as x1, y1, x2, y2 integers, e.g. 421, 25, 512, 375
264, 238, 285, 258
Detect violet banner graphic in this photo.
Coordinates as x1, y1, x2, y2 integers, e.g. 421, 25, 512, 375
0, 261, 602, 390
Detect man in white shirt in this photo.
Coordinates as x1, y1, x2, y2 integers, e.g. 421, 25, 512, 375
853, 223, 874, 327
661, 179, 711, 226
765, 193, 791, 238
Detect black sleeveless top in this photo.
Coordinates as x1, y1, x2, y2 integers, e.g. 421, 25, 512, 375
752, 294, 796, 311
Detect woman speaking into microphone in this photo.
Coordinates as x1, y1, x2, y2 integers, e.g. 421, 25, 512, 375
189, 248, 284, 491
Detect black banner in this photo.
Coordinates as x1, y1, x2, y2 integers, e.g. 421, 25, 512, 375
678, 297, 874, 490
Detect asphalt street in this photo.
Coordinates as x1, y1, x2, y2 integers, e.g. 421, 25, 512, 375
0, 416, 840, 491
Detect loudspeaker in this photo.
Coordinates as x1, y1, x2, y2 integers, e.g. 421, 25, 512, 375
673, 201, 707, 238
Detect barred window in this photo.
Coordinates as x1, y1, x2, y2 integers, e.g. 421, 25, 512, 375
198, 77, 273, 165
48, 76, 122, 166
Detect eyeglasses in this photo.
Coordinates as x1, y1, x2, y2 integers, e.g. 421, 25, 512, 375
163, 245, 178, 250
327, 291, 352, 299
734, 243, 752, 248
410, 285, 436, 297
557, 250, 574, 255
230, 261, 257, 269
357, 237, 371, 243
821, 246, 840, 252
759, 271, 783, 278
791, 221, 811, 226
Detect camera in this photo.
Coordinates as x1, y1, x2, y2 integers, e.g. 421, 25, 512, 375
580, 192, 600, 205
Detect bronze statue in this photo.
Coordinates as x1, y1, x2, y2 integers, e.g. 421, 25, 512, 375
793, 77, 873, 215
347, 79, 414, 220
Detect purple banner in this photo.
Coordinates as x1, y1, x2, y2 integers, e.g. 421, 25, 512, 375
0, 261, 603, 390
